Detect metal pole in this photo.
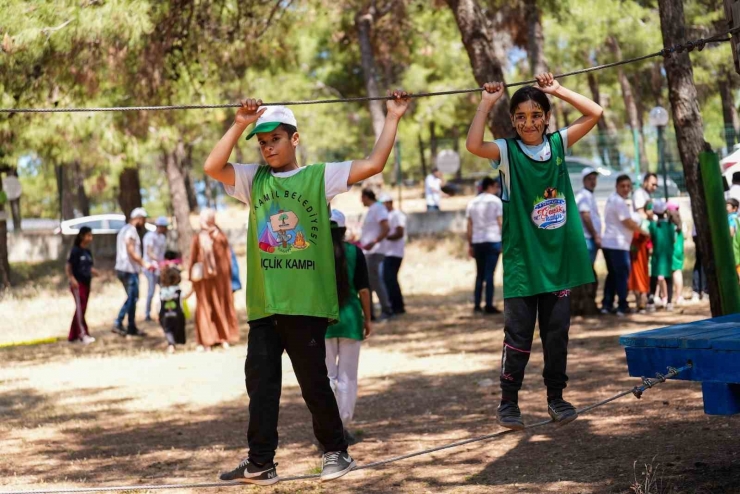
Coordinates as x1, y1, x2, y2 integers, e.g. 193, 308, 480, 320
658, 125, 669, 199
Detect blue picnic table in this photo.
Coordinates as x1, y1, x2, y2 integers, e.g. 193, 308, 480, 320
620, 313, 740, 415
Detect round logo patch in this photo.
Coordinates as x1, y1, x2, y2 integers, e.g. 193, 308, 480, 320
531, 198, 567, 230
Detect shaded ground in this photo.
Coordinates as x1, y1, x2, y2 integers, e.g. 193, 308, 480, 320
2, 285, 738, 494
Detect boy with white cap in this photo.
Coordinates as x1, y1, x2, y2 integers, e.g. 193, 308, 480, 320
114, 207, 151, 337
204, 92, 410, 485
143, 216, 169, 322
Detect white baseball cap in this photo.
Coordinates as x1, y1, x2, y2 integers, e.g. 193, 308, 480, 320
246, 106, 298, 140
155, 216, 169, 227
377, 192, 393, 203
330, 209, 346, 228
581, 167, 599, 179
130, 207, 148, 219
653, 199, 667, 214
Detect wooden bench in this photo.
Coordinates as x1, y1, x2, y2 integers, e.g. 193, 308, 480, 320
619, 313, 740, 415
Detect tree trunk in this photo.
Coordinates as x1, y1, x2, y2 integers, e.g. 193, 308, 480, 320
658, 0, 720, 315
164, 140, 194, 264
429, 121, 438, 169
72, 161, 90, 217
607, 36, 648, 167
418, 133, 428, 179
118, 167, 143, 220
445, 0, 514, 139
0, 173, 10, 293
719, 68, 738, 153
524, 0, 556, 133
355, 6, 386, 187
587, 72, 616, 167
8, 168, 21, 231
203, 174, 215, 209
55, 164, 76, 220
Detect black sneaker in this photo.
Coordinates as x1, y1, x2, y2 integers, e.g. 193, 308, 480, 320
320, 451, 356, 482
497, 401, 525, 430
219, 458, 279, 486
484, 306, 502, 315
112, 324, 126, 336
547, 398, 578, 426
473, 306, 483, 313
126, 328, 147, 337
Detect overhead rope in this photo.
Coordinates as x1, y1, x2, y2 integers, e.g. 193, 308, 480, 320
0, 363, 691, 494
0, 28, 737, 114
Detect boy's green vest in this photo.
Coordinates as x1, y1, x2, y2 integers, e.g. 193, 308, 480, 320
246, 164, 339, 321
501, 132, 594, 298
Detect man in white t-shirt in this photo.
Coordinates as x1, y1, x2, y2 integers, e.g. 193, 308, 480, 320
575, 167, 602, 265
142, 216, 169, 322
466, 177, 503, 314
378, 193, 407, 315
727, 172, 740, 203
633, 173, 658, 217
601, 175, 647, 316
114, 207, 152, 336
424, 168, 445, 211
360, 188, 392, 319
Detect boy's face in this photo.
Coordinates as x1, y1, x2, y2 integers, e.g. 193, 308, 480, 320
616, 179, 632, 198
727, 204, 738, 214
256, 128, 299, 168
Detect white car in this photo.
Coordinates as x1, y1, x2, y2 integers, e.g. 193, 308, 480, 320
54, 214, 156, 235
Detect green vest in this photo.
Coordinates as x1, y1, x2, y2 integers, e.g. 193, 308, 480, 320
501, 132, 594, 298
325, 242, 365, 341
246, 164, 339, 321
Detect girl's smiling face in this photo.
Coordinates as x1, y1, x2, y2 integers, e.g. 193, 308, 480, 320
510, 100, 550, 146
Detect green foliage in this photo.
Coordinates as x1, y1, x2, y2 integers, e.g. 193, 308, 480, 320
0, 0, 737, 219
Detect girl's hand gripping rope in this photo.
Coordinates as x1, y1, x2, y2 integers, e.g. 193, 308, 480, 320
534, 72, 561, 95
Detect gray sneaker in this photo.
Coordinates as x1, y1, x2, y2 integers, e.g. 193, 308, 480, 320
547, 398, 578, 426
219, 458, 279, 486
320, 451, 356, 482
496, 401, 525, 430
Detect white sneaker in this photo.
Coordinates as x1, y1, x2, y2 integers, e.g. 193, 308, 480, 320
166, 345, 175, 354
666, 303, 674, 311
196, 345, 205, 352
81, 335, 96, 344
691, 292, 701, 303
616, 310, 627, 318
676, 297, 686, 306
222, 342, 230, 349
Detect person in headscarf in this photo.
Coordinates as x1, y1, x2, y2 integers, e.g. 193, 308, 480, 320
189, 208, 239, 350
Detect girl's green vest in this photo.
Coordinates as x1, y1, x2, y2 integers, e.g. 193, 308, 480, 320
325, 242, 365, 340
246, 164, 339, 321
501, 132, 594, 298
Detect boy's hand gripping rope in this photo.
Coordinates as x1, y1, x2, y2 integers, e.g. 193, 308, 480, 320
0, 363, 692, 494
0, 28, 737, 114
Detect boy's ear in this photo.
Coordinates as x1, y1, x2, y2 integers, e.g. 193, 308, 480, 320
292, 132, 300, 147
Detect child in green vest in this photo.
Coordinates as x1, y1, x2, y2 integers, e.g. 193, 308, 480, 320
649, 200, 676, 310
465, 73, 602, 430
325, 209, 372, 445
204, 93, 410, 485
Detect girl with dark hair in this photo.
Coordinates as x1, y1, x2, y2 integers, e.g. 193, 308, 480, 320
466, 73, 603, 430
65, 227, 100, 343
325, 209, 372, 445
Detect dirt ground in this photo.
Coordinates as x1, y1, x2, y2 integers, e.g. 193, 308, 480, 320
2, 240, 739, 494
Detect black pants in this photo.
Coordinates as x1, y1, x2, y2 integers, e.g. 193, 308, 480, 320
472, 242, 502, 309
500, 291, 571, 401
692, 236, 708, 295
382, 256, 405, 314
245, 315, 348, 464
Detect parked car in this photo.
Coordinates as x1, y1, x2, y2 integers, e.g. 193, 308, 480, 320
54, 214, 156, 235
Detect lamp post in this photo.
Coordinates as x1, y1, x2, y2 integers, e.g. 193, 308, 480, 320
649, 106, 670, 200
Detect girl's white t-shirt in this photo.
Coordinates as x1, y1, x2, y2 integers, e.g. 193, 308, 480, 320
490, 128, 569, 201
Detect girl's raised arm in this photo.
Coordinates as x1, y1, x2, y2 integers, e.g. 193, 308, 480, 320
466, 82, 505, 160
535, 73, 603, 148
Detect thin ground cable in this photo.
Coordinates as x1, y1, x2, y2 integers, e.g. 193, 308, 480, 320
0, 29, 735, 113
0, 364, 690, 494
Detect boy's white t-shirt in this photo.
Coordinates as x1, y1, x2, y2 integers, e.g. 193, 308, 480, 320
381, 209, 408, 258
361, 201, 390, 255
490, 128, 569, 201
115, 224, 141, 274
224, 162, 353, 206
602, 192, 639, 251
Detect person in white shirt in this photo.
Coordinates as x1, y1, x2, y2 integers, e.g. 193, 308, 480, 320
114, 207, 152, 336
727, 172, 740, 203
466, 177, 503, 314
575, 167, 602, 265
601, 175, 648, 316
424, 168, 445, 211
360, 188, 392, 319
378, 193, 407, 315
633, 173, 658, 216
143, 217, 169, 322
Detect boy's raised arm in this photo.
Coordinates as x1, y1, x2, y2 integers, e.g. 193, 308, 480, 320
204, 98, 266, 187
348, 90, 411, 186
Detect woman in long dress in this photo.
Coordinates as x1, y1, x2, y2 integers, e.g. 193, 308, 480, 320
190, 209, 239, 350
